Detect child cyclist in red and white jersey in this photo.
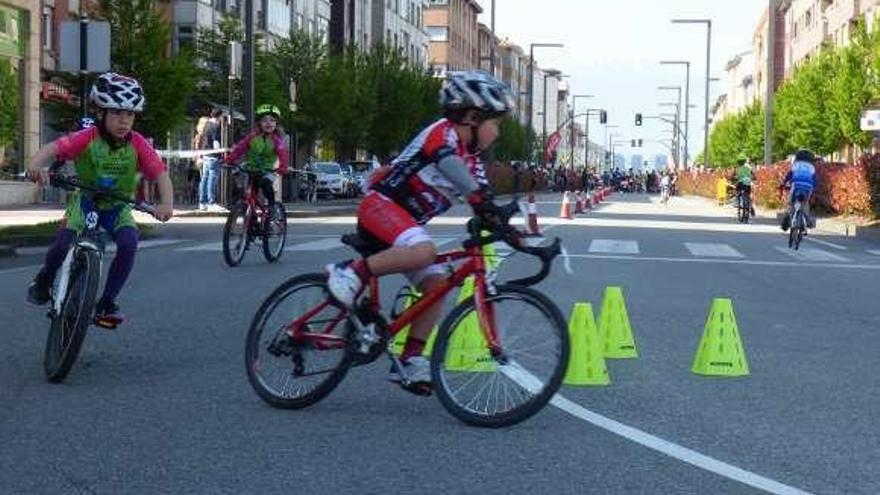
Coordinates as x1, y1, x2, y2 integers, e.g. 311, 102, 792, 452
225, 104, 288, 220
326, 70, 515, 385
26, 73, 174, 327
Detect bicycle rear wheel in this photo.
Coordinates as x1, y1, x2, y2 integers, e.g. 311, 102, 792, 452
262, 204, 287, 262
793, 211, 805, 250
245, 273, 353, 409
44, 250, 100, 383
223, 204, 249, 267
431, 284, 569, 428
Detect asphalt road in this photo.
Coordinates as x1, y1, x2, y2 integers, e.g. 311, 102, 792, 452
2, 192, 878, 494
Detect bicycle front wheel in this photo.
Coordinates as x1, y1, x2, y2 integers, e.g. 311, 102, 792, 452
431, 284, 569, 428
245, 273, 353, 409
44, 250, 100, 383
223, 204, 249, 267
262, 204, 287, 262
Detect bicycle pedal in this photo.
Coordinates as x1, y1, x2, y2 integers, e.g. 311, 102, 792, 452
400, 381, 433, 397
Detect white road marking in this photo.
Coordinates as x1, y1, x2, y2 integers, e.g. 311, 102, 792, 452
286, 238, 344, 251
589, 239, 639, 254
803, 237, 847, 250
560, 253, 879, 270
774, 247, 849, 263
13, 239, 185, 256
498, 363, 811, 495
868, 250, 880, 256
684, 242, 744, 258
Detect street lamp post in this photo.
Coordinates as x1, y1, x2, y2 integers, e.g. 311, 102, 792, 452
672, 19, 712, 168
541, 70, 566, 168
658, 86, 682, 166
605, 126, 619, 172
660, 61, 691, 168
244, 0, 255, 126
527, 43, 564, 165
571, 94, 593, 169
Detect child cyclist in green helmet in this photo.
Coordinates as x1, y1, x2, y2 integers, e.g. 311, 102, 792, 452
225, 104, 289, 219
26, 72, 175, 328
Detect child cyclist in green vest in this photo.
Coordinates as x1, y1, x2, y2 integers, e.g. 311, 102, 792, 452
26, 73, 174, 328
224, 104, 289, 219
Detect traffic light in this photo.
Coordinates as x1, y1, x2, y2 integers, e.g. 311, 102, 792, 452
635, 113, 643, 126
637, 139, 643, 147
599, 110, 607, 124
631, 139, 636, 147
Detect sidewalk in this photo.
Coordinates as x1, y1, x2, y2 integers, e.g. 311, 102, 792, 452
0, 199, 360, 227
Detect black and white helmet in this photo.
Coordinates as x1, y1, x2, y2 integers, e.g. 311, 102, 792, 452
89, 73, 145, 112
440, 70, 515, 119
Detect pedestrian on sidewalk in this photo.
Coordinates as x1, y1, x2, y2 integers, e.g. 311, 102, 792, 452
195, 107, 223, 212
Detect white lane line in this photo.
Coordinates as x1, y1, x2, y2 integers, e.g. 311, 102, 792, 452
684, 242, 744, 258
286, 238, 344, 251
589, 239, 639, 254
773, 247, 849, 263
804, 237, 847, 250
179, 242, 223, 252
498, 363, 811, 495
14, 239, 186, 256
561, 253, 880, 270
868, 250, 880, 256
550, 395, 813, 495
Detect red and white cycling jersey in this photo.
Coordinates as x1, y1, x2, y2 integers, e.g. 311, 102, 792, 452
371, 118, 487, 224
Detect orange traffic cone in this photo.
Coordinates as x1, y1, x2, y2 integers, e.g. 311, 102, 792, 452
527, 193, 542, 236
574, 191, 584, 214
559, 191, 572, 219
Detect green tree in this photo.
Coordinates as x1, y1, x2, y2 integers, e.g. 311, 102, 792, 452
99, 0, 198, 140
828, 20, 873, 153
493, 115, 529, 161
774, 49, 839, 156
195, 14, 245, 113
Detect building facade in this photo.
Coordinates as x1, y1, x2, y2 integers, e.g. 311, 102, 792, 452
497, 39, 528, 124
752, 3, 787, 105
423, 0, 481, 77
371, 0, 428, 67
0, 0, 40, 183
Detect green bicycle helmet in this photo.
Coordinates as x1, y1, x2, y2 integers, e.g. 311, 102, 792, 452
256, 104, 281, 119
736, 152, 748, 165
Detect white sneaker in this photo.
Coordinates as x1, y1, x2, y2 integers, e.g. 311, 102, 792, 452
198, 203, 207, 212
325, 263, 363, 308
389, 356, 431, 384
209, 203, 227, 213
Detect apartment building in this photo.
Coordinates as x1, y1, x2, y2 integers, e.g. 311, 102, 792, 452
371, 0, 428, 66
423, 0, 481, 76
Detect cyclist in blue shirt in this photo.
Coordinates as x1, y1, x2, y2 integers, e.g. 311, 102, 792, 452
781, 149, 818, 231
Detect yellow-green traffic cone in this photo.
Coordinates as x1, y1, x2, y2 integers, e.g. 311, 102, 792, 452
691, 299, 749, 377
564, 302, 610, 386
599, 286, 638, 358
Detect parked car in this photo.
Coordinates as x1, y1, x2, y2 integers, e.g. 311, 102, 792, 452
313, 161, 346, 198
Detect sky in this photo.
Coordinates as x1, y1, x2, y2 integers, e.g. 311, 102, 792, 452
478, 0, 769, 166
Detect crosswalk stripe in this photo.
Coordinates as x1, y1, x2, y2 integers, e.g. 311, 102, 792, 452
774, 246, 850, 262
684, 242, 744, 258
589, 239, 639, 254
286, 238, 343, 251
868, 249, 880, 256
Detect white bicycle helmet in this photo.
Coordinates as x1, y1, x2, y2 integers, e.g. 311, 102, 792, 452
440, 70, 515, 119
89, 73, 145, 112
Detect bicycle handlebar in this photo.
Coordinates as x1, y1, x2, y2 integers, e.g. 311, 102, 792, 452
462, 198, 562, 287
49, 161, 156, 216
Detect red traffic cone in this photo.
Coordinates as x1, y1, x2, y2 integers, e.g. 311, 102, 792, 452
560, 191, 572, 219
575, 191, 585, 214
527, 193, 542, 236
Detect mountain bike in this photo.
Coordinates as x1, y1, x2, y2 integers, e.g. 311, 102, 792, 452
245, 201, 569, 428
222, 165, 287, 267
736, 186, 752, 224
42, 167, 158, 383
788, 194, 807, 250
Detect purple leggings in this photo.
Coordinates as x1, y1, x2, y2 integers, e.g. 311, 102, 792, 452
39, 226, 139, 305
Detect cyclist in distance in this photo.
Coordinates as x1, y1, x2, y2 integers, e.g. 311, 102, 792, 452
732, 153, 756, 217
25, 72, 174, 327
325, 70, 515, 386
781, 149, 818, 231
225, 104, 289, 220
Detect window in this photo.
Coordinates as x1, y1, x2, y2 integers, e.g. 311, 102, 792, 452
426, 26, 447, 41
805, 8, 812, 27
